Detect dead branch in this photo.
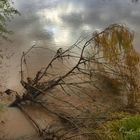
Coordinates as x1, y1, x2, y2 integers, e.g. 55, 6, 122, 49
7, 24, 140, 140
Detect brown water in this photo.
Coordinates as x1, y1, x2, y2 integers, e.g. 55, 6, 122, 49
0, 0, 140, 139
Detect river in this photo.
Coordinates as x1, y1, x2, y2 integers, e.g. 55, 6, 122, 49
0, 0, 140, 91
0, 0, 140, 139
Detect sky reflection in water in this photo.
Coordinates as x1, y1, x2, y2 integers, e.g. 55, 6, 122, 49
11, 0, 140, 48
0, 0, 140, 90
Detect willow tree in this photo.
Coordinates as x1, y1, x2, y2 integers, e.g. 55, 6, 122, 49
0, 0, 19, 39
89, 24, 140, 107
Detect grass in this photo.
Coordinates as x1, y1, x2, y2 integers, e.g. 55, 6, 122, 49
103, 113, 140, 140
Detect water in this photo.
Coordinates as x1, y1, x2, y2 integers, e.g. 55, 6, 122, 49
0, 1, 140, 139
0, 0, 140, 90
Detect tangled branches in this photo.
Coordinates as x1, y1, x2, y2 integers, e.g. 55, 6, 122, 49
8, 24, 140, 140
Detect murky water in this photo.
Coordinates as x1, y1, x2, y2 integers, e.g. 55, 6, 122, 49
0, 0, 140, 139
0, 0, 140, 91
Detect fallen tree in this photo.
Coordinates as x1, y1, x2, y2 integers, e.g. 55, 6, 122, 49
7, 24, 140, 140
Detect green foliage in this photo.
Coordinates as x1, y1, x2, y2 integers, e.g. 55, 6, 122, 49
0, 0, 19, 39
103, 114, 140, 140
90, 24, 140, 106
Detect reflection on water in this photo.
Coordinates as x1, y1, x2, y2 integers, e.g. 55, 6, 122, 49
0, 1, 140, 139
0, 0, 140, 90
132, 0, 139, 3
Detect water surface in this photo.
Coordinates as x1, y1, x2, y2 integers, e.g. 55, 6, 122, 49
0, 0, 140, 90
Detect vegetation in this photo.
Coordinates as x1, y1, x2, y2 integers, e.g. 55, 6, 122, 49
0, 2, 140, 136
1, 24, 137, 140
103, 113, 140, 140
92, 24, 140, 106
0, 1, 140, 140
0, 0, 19, 39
